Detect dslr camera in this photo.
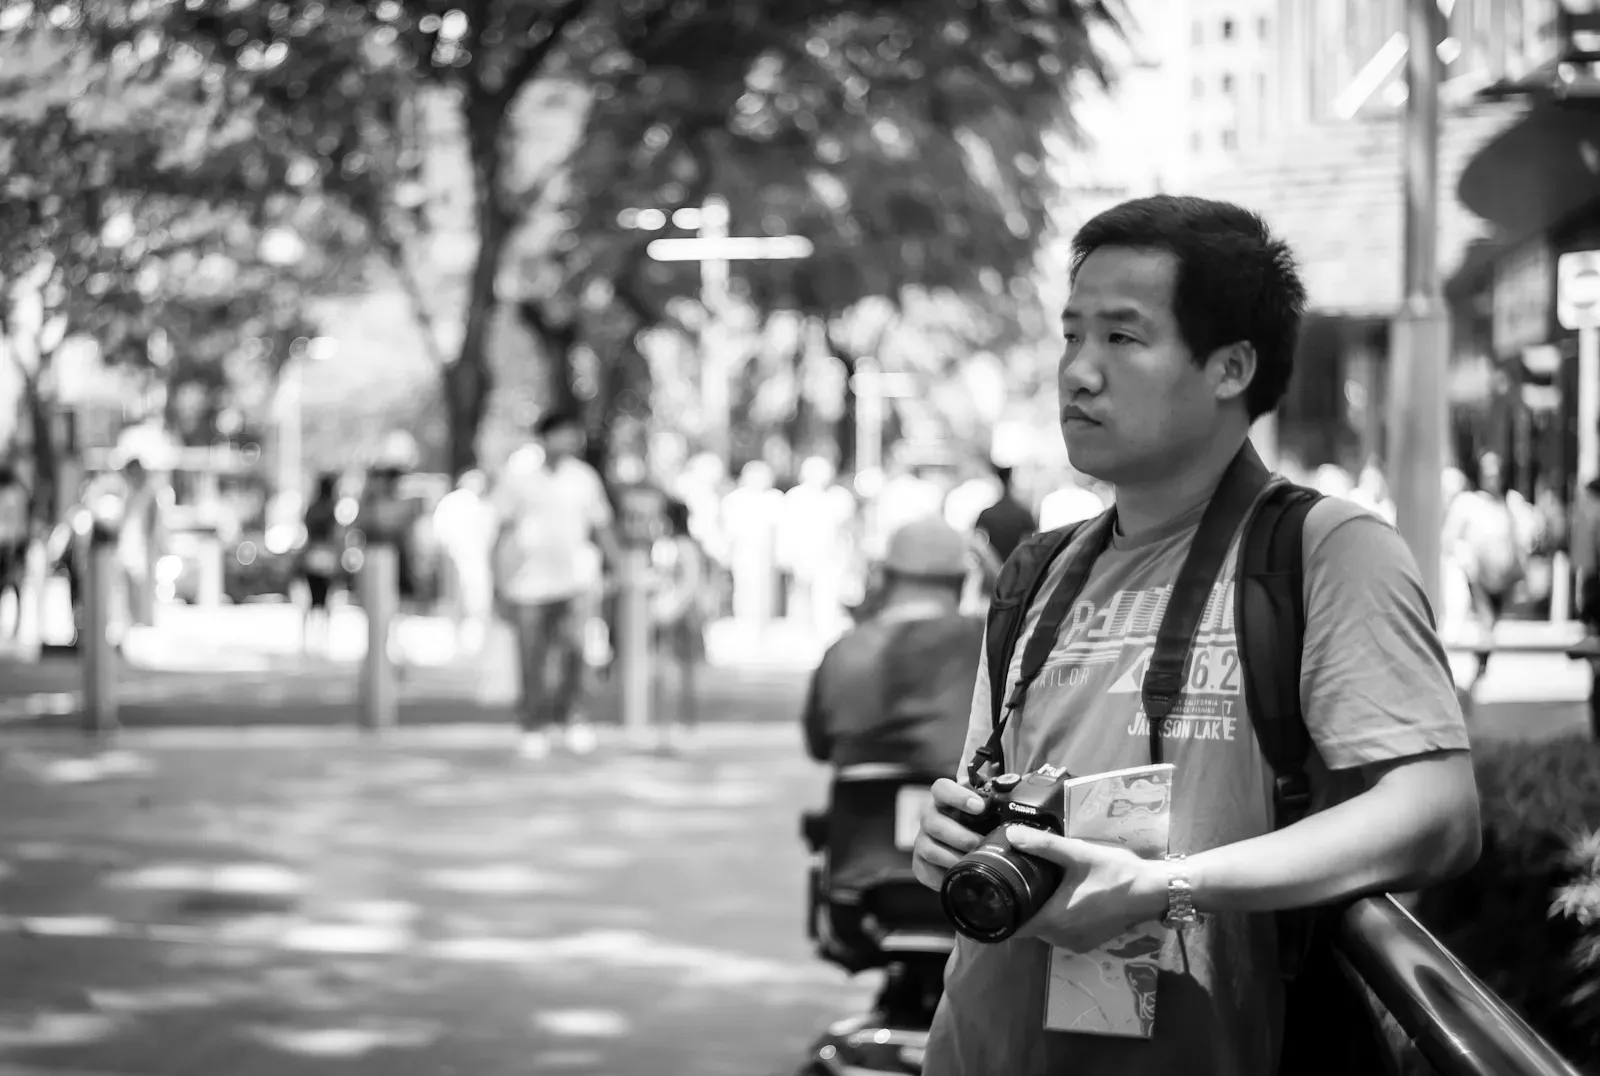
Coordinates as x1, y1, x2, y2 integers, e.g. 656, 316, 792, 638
938, 764, 1071, 943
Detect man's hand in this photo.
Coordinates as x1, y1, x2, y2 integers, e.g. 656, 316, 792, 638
1004, 826, 1170, 953
911, 779, 988, 891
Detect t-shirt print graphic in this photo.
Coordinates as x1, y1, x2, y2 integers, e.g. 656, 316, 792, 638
1044, 578, 1244, 744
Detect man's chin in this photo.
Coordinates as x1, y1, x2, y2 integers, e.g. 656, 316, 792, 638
1061, 434, 1115, 482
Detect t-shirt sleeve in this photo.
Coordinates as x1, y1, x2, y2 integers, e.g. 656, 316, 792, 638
955, 626, 993, 783
1299, 499, 1471, 770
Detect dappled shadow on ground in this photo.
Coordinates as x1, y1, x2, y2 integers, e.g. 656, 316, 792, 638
0, 738, 876, 1076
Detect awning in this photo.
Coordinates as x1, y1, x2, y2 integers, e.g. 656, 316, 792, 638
1456, 98, 1600, 239
1186, 102, 1529, 318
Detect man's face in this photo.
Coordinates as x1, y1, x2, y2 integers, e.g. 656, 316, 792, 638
542, 422, 585, 460
1058, 246, 1237, 485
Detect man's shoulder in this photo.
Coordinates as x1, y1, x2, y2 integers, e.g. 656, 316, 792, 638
1300, 494, 1401, 560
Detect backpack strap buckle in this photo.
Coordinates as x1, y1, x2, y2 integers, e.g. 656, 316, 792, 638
1275, 773, 1312, 816
1142, 669, 1184, 718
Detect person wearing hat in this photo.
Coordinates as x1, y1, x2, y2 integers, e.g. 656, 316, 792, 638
801, 515, 985, 776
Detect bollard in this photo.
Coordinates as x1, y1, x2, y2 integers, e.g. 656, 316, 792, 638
359, 543, 399, 732
82, 527, 119, 740
619, 546, 653, 742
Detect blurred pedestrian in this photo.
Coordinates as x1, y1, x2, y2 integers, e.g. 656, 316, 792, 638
1444, 450, 1529, 683
492, 411, 620, 760
776, 456, 856, 635
115, 456, 163, 635
433, 468, 497, 655
652, 498, 709, 750
0, 463, 30, 636
721, 461, 783, 631
802, 515, 983, 775
299, 472, 343, 656
973, 464, 1036, 571
1572, 477, 1600, 635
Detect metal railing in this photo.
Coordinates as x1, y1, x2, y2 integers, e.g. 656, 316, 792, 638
1339, 895, 1586, 1076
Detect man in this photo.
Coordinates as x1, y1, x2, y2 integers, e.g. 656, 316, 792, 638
912, 196, 1479, 1075
803, 515, 985, 774
492, 411, 620, 760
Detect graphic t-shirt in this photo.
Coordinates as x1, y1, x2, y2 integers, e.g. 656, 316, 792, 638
923, 493, 1470, 1076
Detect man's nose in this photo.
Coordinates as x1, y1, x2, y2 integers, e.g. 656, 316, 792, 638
1059, 345, 1103, 397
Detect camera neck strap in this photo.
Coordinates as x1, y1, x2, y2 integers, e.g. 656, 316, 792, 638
967, 443, 1273, 786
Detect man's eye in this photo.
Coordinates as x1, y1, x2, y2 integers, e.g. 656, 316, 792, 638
1109, 332, 1138, 346
1062, 332, 1080, 345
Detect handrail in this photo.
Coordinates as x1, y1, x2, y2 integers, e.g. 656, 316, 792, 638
1338, 894, 1586, 1076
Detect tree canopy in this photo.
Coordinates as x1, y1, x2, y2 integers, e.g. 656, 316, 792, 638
4, 0, 1120, 480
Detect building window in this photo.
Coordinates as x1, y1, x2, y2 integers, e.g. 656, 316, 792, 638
1258, 15, 1269, 40
1192, 75, 1204, 96
1191, 130, 1203, 153
1222, 72, 1235, 93
1222, 128, 1238, 150
1193, 21, 1203, 46
1222, 17, 1235, 40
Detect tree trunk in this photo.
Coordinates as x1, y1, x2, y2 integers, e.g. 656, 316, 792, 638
445, 98, 515, 478
21, 376, 57, 529
514, 300, 582, 417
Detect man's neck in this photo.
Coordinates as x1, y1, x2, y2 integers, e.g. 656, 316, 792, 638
1113, 425, 1252, 537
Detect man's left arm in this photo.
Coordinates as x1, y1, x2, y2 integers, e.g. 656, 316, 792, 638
1007, 506, 1480, 948
1181, 507, 1479, 912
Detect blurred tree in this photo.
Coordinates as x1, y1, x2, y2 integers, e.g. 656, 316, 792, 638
0, 21, 351, 522
517, 0, 1117, 471
49, 0, 1117, 476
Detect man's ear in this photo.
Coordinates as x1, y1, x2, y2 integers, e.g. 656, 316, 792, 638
1210, 342, 1257, 404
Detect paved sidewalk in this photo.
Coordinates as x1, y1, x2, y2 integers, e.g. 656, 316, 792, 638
0, 726, 866, 1076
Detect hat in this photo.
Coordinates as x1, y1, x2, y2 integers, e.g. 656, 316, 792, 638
884, 516, 969, 580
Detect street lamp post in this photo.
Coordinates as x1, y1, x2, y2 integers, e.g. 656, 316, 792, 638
621, 196, 814, 468
1388, 0, 1449, 611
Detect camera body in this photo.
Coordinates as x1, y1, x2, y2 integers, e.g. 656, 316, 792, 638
939, 764, 1073, 943
955, 764, 1071, 839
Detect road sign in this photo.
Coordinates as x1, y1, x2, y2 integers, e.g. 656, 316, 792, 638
1558, 249, 1600, 330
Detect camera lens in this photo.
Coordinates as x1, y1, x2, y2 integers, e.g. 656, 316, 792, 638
939, 829, 1061, 943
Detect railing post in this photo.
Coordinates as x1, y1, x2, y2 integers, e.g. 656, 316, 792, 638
359, 543, 398, 732
82, 523, 119, 742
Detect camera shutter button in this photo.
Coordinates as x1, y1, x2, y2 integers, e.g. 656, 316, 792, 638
993, 773, 1022, 791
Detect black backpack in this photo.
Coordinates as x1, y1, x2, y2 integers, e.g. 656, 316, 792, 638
975, 447, 1397, 1075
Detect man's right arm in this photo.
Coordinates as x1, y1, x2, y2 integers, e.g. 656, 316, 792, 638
912, 629, 995, 891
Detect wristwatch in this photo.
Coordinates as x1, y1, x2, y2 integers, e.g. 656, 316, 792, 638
1162, 853, 1204, 928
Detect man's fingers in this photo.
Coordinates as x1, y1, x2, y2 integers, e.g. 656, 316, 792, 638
912, 833, 966, 891
929, 777, 986, 815
920, 807, 984, 854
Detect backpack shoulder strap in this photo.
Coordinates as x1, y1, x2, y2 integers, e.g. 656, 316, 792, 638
983, 521, 1089, 727
1235, 479, 1324, 979
1235, 481, 1322, 820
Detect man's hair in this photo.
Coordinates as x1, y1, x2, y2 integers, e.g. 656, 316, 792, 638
535, 408, 583, 438
1070, 195, 1307, 420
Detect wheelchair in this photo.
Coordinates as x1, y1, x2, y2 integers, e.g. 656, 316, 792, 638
798, 763, 956, 1075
